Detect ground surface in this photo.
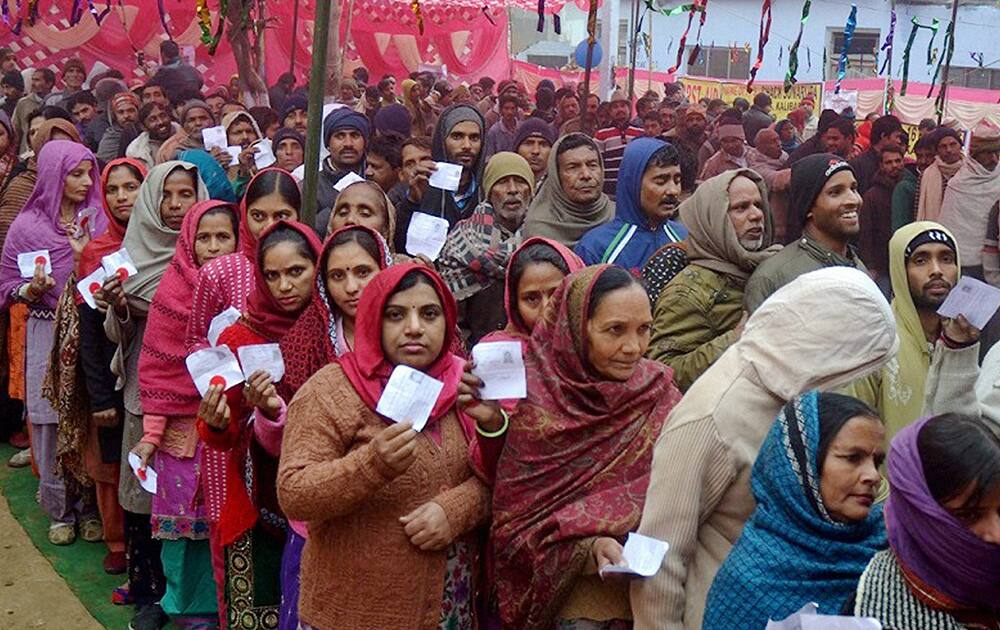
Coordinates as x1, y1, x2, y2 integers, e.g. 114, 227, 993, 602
0, 442, 131, 629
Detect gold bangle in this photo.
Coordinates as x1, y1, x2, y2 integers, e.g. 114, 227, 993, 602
475, 408, 509, 438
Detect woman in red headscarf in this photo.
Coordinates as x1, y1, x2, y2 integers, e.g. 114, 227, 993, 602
277, 264, 490, 630
490, 265, 682, 630
196, 220, 321, 629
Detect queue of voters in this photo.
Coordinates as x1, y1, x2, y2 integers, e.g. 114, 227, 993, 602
0, 36, 997, 630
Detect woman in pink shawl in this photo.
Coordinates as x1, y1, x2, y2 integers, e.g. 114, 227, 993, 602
132, 199, 239, 628
0, 140, 106, 545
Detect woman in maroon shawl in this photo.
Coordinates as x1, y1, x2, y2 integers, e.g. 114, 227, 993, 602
490, 265, 682, 630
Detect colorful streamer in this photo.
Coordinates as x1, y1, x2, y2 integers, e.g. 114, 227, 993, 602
746, 0, 771, 90
834, 4, 857, 94
900, 17, 939, 96
536, 0, 544, 32
411, 0, 424, 34
929, 19, 954, 108
481, 6, 495, 26
878, 8, 895, 75
783, 0, 811, 92
668, 0, 705, 74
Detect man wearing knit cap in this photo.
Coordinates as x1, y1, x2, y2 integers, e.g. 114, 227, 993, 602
373, 103, 412, 140
514, 117, 557, 188
938, 122, 1000, 279
744, 153, 867, 312
845, 222, 980, 442
97, 91, 142, 162
594, 89, 644, 195
272, 127, 304, 172
437, 152, 535, 343
280, 93, 309, 136
916, 126, 965, 222
699, 123, 748, 182
315, 107, 372, 233
664, 103, 708, 192
44, 58, 86, 111
395, 103, 486, 246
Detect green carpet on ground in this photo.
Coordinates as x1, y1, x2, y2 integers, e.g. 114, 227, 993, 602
0, 442, 132, 630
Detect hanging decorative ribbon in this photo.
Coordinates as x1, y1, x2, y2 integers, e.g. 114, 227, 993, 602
931, 19, 954, 116
899, 17, 939, 96
746, 0, 771, 90
537, 0, 544, 32
156, 0, 174, 37
645, 0, 693, 17
481, 6, 496, 26
70, 0, 85, 24
88, 0, 112, 24
834, 4, 857, 94
783, 0, 811, 92
879, 8, 895, 75
668, 0, 705, 74
411, 0, 424, 34
195, 0, 227, 54
1, 0, 18, 34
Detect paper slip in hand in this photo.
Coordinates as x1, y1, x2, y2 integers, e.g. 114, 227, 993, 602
207, 306, 242, 347
75, 206, 101, 236
598, 532, 669, 578
77, 266, 108, 309
376, 365, 444, 432
766, 603, 882, 630
290, 164, 305, 182
202, 125, 228, 151
471, 341, 526, 400
428, 162, 463, 192
333, 171, 365, 192
17, 250, 51, 278
237, 343, 285, 382
253, 139, 276, 170
186, 346, 245, 397
405, 212, 450, 261
127, 452, 158, 494
101, 248, 137, 281
225, 146, 242, 166
936, 276, 1000, 330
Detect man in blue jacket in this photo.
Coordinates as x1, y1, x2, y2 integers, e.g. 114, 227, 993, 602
575, 137, 688, 273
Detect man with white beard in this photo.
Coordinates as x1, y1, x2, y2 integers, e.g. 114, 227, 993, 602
647, 169, 781, 391
744, 153, 868, 312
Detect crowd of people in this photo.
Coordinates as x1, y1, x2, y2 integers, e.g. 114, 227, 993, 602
0, 38, 998, 630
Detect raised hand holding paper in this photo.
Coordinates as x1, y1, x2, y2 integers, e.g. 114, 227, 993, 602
17, 250, 51, 278
253, 139, 275, 169
75, 206, 101, 237
428, 162, 463, 191
207, 306, 242, 347
471, 341, 526, 400
333, 171, 365, 192
202, 125, 228, 151
237, 343, 285, 382
77, 266, 108, 309
375, 365, 444, 432
101, 248, 138, 281
225, 146, 242, 166
598, 532, 669, 578
127, 452, 158, 494
405, 212, 450, 261
936, 276, 1000, 330
186, 346, 245, 397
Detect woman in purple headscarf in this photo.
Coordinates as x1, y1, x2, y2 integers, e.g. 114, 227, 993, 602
853, 414, 1000, 628
0, 140, 107, 545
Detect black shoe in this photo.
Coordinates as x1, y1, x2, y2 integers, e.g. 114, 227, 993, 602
129, 604, 168, 630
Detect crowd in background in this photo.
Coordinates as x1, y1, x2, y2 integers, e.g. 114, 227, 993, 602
0, 37, 998, 630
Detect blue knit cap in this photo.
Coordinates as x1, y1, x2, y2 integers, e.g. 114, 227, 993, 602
323, 107, 372, 147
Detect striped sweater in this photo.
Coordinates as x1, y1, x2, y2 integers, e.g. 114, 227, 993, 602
594, 124, 644, 195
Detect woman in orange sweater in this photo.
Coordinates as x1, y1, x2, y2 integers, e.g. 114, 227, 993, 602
277, 264, 490, 629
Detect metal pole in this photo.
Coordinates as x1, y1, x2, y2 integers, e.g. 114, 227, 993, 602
301, 0, 333, 228
627, 0, 640, 101
936, 0, 959, 123
289, 0, 300, 76
581, 0, 598, 134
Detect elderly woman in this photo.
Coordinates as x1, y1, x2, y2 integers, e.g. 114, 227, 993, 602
853, 414, 1000, 627
490, 265, 683, 629
436, 152, 535, 344
703, 391, 888, 627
